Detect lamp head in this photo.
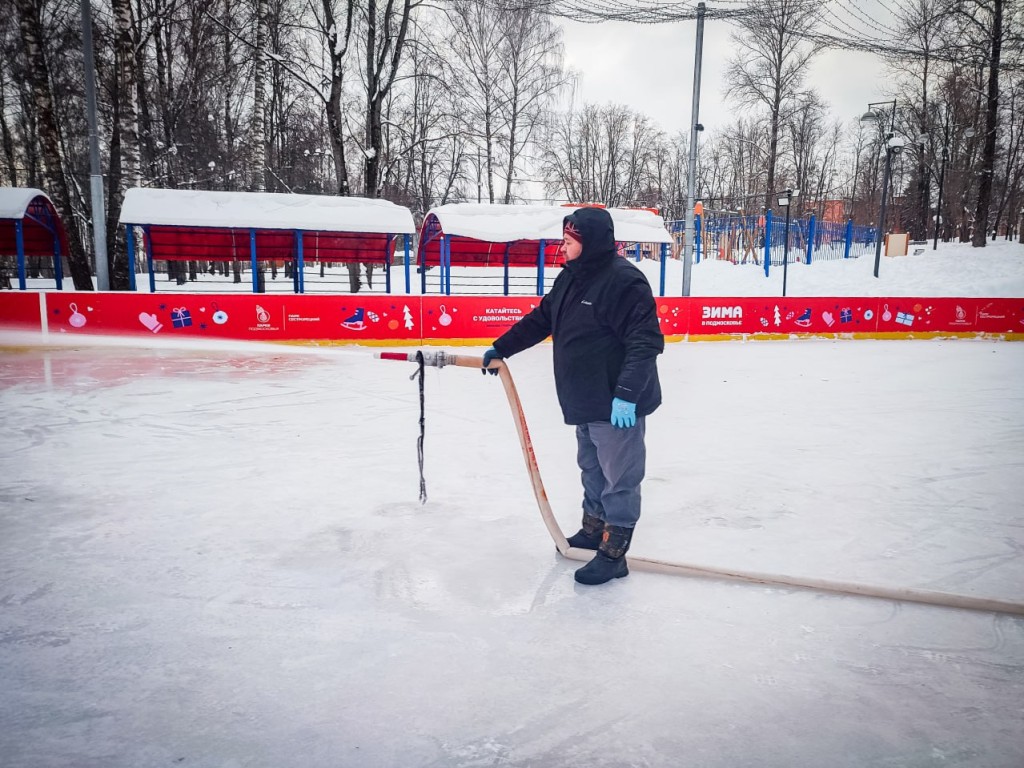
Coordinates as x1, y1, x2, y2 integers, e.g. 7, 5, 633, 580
860, 111, 880, 124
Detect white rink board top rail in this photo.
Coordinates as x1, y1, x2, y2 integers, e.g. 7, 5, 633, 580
118, 188, 417, 234
0, 187, 53, 219
426, 203, 674, 244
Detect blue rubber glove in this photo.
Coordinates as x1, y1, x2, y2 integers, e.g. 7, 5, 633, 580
610, 397, 637, 428
481, 347, 503, 375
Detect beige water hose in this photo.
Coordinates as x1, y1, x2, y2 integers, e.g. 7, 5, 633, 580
378, 350, 1024, 617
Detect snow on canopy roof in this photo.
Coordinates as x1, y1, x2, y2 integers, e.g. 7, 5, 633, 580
0, 187, 54, 219
425, 203, 672, 244
119, 188, 416, 234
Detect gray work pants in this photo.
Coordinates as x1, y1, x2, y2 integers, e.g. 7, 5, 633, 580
575, 417, 646, 529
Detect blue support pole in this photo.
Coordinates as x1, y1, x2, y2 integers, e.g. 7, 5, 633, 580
695, 214, 702, 263
14, 219, 26, 290
764, 210, 772, 277
54, 234, 63, 291
634, 242, 641, 263
403, 234, 411, 294
384, 234, 393, 294
421, 240, 428, 294
659, 242, 667, 297
806, 215, 816, 265
503, 243, 511, 296
145, 226, 155, 293
294, 230, 304, 294
125, 226, 136, 291
844, 219, 853, 259
250, 228, 259, 293
537, 239, 546, 296
444, 236, 451, 296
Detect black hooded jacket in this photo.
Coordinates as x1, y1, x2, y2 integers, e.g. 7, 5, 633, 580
492, 207, 664, 425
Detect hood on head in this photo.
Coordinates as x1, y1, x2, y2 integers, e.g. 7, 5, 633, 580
562, 207, 617, 266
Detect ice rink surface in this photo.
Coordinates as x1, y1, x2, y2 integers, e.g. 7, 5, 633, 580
1, 338, 1023, 767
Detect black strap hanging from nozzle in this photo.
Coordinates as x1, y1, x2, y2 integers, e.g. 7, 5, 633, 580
414, 350, 427, 504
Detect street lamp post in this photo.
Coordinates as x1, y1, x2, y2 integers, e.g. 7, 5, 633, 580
860, 100, 902, 278
681, 0, 707, 297
778, 189, 798, 296
80, 0, 109, 289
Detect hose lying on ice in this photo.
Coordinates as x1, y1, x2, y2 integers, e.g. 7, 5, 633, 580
377, 350, 1024, 618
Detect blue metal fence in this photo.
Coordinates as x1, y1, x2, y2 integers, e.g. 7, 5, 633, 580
669, 214, 877, 269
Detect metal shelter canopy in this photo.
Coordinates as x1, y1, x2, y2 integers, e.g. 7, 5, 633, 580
418, 202, 673, 296
119, 188, 416, 234
118, 188, 418, 294
0, 187, 69, 290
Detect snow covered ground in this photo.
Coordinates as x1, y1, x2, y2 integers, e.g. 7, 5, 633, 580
1, 335, 1023, 767
21, 237, 1024, 298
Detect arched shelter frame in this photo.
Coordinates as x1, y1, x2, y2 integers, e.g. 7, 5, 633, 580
0, 188, 69, 290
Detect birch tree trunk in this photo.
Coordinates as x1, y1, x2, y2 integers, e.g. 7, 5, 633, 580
105, 0, 140, 290
972, 0, 1002, 247
15, 0, 90, 289
251, 0, 268, 193
323, 0, 353, 197
0, 61, 17, 185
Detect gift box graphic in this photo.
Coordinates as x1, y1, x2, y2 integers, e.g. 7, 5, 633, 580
840, 308, 853, 323
171, 307, 193, 328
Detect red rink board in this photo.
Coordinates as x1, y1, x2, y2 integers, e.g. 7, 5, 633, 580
0, 292, 43, 331
38, 293, 418, 342
1, 293, 1021, 343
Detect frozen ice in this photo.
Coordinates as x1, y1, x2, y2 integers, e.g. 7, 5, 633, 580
1, 337, 1022, 767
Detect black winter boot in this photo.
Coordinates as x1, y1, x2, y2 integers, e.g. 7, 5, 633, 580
565, 512, 604, 550
574, 525, 633, 585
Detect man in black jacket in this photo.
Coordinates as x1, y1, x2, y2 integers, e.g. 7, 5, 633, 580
481, 206, 664, 585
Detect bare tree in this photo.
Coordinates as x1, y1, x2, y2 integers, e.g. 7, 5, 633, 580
362, 0, 417, 198
250, 0, 268, 192
947, 0, 1010, 244
446, 0, 506, 202
14, 0, 90, 289
495, 4, 569, 203
0, 14, 19, 186
541, 102, 662, 206
102, 0, 142, 289
993, 70, 1024, 234
890, 0, 952, 238
725, 0, 823, 212
787, 93, 842, 217
317, 0, 355, 196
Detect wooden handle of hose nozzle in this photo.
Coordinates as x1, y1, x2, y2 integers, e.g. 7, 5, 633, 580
449, 354, 503, 372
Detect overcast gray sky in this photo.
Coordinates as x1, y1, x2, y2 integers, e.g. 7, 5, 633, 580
555, 18, 891, 138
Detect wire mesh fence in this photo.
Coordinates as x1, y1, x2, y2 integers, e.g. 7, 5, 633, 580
669, 214, 878, 267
